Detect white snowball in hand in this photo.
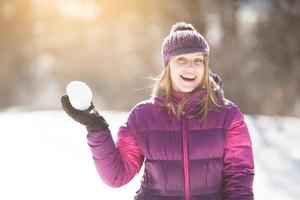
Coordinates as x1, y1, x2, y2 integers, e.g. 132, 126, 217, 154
66, 81, 93, 111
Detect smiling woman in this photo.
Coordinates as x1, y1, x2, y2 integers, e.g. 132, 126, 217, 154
61, 21, 255, 200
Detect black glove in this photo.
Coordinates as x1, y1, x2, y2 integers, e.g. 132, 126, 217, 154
61, 95, 109, 132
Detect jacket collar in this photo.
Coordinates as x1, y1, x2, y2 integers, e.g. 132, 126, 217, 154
154, 88, 207, 117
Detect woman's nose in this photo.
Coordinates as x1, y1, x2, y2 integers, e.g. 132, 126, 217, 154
184, 64, 196, 73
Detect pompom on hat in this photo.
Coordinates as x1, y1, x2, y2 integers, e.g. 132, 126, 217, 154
161, 22, 210, 67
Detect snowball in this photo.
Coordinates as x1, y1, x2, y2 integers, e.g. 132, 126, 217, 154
66, 81, 93, 111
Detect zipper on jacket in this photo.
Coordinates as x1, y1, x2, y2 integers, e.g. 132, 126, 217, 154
181, 112, 190, 200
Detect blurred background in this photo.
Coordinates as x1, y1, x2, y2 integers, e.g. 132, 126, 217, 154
0, 0, 299, 116
0, 1, 300, 200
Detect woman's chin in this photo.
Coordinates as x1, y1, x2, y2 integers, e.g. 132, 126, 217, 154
172, 81, 199, 93
175, 87, 195, 93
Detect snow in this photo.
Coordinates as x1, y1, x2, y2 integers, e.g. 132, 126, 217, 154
66, 81, 93, 111
0, 111, 299, 200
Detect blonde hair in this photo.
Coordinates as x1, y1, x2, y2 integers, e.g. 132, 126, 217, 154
151, 56, 223, 120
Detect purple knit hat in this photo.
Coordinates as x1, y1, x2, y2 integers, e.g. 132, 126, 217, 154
161, 22, 209, 67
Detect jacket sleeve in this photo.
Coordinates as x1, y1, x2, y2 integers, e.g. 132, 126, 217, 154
222, 107, 255, 200
86, 109, 144, 188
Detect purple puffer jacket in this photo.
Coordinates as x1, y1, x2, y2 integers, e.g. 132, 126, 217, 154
87, 81, 254, 200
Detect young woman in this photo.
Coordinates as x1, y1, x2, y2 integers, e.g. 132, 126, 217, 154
61, 22, 255, 200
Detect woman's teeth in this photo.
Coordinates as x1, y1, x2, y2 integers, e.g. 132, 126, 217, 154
180, 75, 196, 81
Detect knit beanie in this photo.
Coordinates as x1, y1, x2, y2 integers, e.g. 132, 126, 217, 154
161, 22, 210, 67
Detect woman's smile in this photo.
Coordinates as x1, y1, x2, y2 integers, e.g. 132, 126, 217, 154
180, 75, 197, 81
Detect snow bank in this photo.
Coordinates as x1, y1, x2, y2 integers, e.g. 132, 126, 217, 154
0, 111, 299, 200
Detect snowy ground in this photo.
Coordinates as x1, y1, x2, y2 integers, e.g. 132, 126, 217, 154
0, 110, 299, 200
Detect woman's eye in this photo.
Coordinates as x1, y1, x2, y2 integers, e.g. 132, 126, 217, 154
177, 58, 187, 63
194, 59, 203, 63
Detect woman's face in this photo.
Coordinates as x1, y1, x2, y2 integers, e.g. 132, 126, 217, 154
169, 52, 205, 93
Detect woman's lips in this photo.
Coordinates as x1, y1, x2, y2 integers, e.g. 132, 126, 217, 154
180, 75, 196, 81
